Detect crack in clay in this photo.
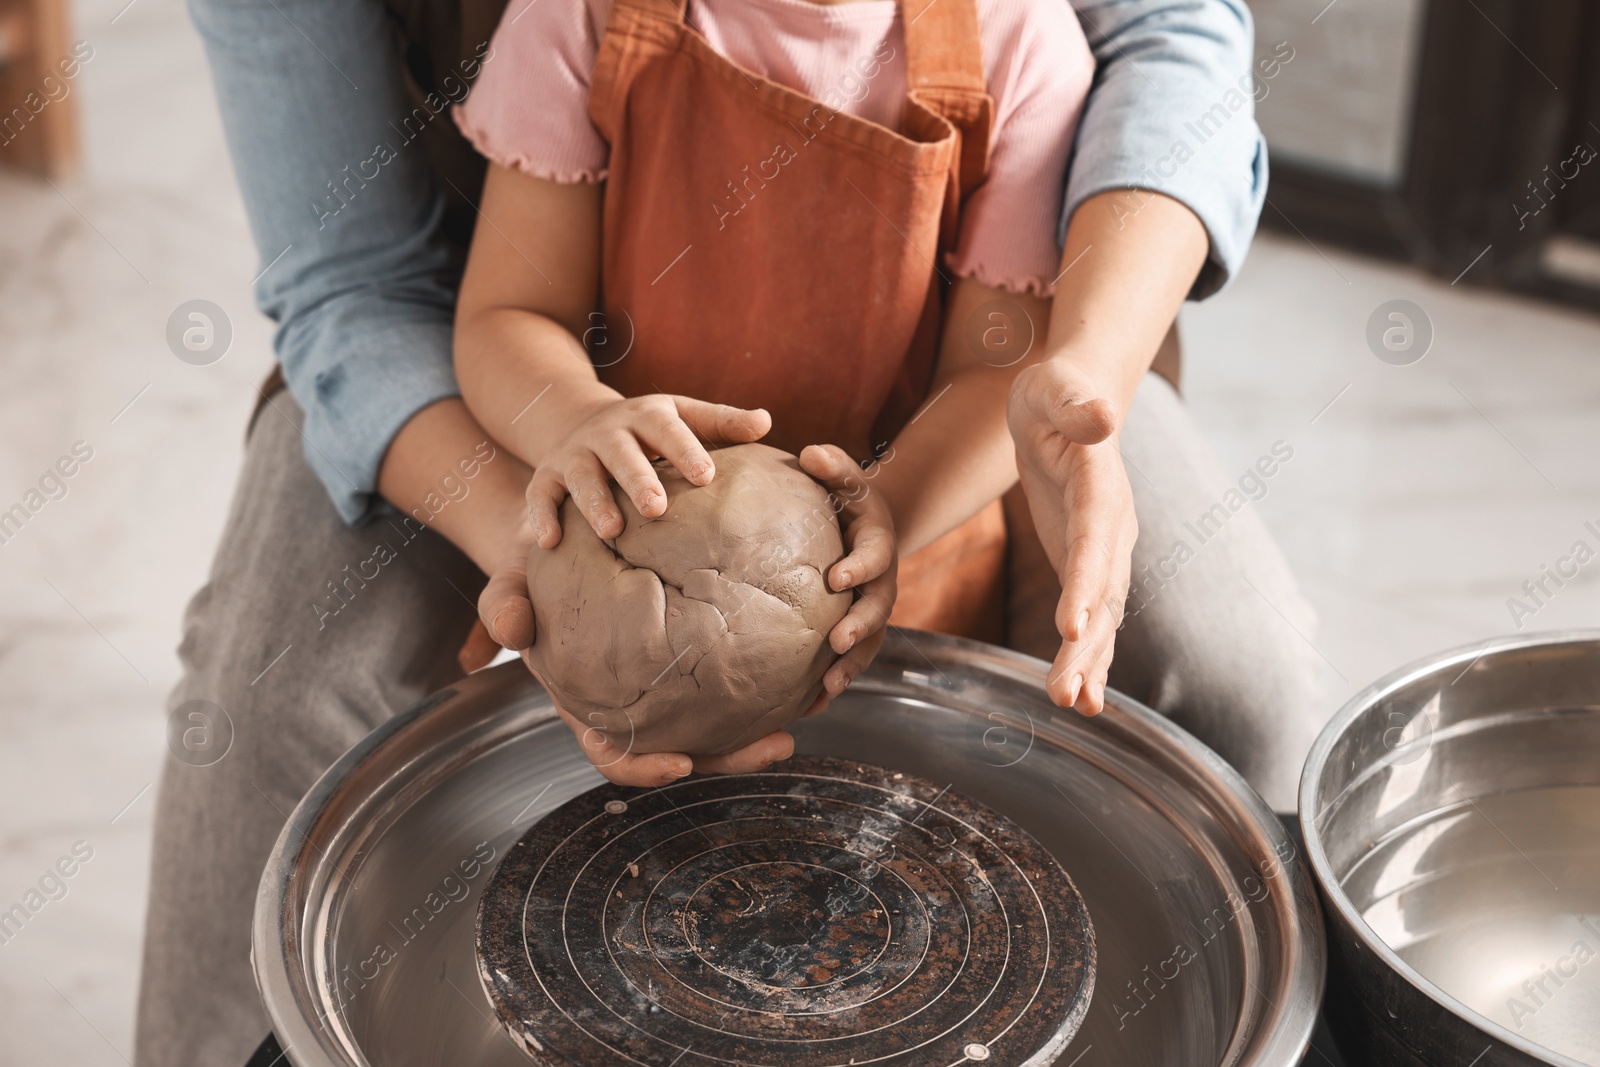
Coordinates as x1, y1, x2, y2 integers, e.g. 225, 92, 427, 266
525, 444, 851, 756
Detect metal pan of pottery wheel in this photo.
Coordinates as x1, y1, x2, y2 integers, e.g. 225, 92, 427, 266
255, 629, 1324, 1067
474, 755, 1096, 1066
1301, 630, 1600, 1067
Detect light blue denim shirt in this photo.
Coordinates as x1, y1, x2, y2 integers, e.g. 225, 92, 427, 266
190, 0, 1267, 525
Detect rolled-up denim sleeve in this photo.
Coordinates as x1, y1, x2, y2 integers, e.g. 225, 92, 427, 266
1066, 0, 1269, 298
190, 0, 463, 524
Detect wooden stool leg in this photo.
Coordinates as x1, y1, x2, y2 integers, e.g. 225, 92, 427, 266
0, 0, 82, 178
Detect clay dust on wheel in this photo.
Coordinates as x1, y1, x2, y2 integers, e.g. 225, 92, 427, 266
475, 755, 1095, 1066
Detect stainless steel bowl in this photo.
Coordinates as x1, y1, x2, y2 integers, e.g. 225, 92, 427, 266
256, 630, 1323, 1066
1300, 630, 1600, 1067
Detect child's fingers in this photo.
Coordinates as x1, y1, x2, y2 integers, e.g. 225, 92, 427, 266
799, 443, 898, 653
829, 519, 894, 592
692, 730, 794, 775
674, 397, 772, 447
1047, 600, 1118, 715
801, 444, 879, 588
565, 452, 626, 539
1051, 444, 1134, 642
823, 624, 886, 696
1012, 360, 1117, 446
1064, 647, 1114, 717
1078, 529, 1133, 716
1046, 636, 1085, 711
1086, 663, 1113, 716
798, 442, 858, 489
526, 471, 568, 549
1054, 517, 1112, 642
1048, 449, 1134, 713
829, 569, 896, 654
636, 406, 717, 487
594, 433, 670, 517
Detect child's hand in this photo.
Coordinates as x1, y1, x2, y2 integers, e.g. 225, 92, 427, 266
1007, 358, 1135, 717
527, 394, 771, 547
798, 444, 898, 712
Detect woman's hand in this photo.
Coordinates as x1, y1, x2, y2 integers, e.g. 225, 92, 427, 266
475, 509, 540, 656
1008, 359, 1137, 716
527, 393, 771, 547
549, 702, 798, 788
798, 444, 899, 714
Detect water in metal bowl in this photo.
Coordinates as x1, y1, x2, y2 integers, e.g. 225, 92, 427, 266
1301, 631, 1600, 1067
256, 630, 1322, 1066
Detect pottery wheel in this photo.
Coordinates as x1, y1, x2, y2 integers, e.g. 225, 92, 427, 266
475, 755, 1095, 1067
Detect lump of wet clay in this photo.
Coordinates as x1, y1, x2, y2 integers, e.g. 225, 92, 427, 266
525, 443, 852, 756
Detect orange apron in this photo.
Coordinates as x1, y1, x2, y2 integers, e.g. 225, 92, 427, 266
587, 0, 1006, 641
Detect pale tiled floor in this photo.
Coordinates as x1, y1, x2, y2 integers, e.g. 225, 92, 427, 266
1, 0, 1598, 1064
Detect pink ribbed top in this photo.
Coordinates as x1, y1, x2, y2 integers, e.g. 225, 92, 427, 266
455, 0, 1092, 295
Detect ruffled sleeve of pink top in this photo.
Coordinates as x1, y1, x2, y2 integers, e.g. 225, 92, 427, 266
454, 0, 615, 183
454, 0, 1093, 297
953, 0, 1093, 297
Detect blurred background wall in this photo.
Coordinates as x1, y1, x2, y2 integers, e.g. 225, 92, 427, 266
1253, 0, 1428, 186
1254, 0, 1600, 305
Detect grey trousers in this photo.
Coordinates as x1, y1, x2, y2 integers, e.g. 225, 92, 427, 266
133, 376, 1322, 1067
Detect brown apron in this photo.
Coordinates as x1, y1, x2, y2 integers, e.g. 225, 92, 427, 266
587, 0, 1006, 640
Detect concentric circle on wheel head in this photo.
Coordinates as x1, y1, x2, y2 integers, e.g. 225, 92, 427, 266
476, 755, 1094, 1066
